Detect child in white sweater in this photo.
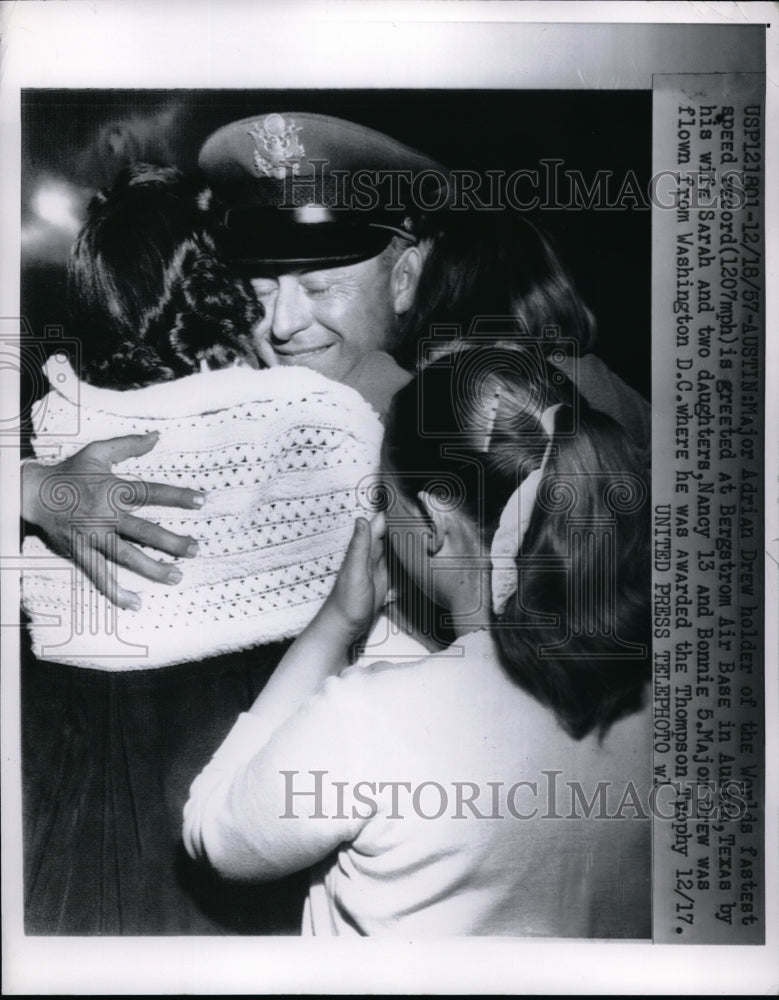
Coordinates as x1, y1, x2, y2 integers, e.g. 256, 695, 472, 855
22, 163, 415, 936
184, 343, 652, 937
23, 164, 409, 668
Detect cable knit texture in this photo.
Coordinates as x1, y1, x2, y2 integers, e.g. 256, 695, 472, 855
22, 359, 384, 670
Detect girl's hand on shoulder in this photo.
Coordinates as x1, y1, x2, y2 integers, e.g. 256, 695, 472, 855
321, 513, 387, 645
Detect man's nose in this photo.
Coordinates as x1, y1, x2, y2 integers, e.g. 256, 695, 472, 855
268, 276, 310, 342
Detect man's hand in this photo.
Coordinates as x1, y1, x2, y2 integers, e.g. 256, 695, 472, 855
22, 432, 205, 609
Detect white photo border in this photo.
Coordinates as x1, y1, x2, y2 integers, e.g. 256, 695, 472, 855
1, 1, 777, 994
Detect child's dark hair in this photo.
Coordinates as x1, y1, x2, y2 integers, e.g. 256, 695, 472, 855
383, 344, 650, 739
396, 210, 596, 369
67, 163, 262, 389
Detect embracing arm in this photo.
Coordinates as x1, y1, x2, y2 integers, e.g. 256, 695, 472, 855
246, 513, 387, 729
183, 513, 387, 879
22, 432, 206, 609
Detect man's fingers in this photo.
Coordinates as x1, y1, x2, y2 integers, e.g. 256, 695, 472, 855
85, 432, 161, 466
102, 477, 205, 512
119, 514, 199, 559
111, 538, 185, 585
70, 516, 191, 606
70, 532, 141, 610
131, 480, 207, 511
64, 436, 206, 511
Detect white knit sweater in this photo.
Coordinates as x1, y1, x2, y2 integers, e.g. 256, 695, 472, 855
22, 359, 384, 670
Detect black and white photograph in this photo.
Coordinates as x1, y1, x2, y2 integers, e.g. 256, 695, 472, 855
1, 2, 776, 994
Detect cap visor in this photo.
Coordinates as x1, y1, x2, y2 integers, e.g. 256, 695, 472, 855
217, 219, 395, 271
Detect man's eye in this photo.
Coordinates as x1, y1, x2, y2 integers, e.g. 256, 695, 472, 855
302, 284, 331, 297
250, 281, 278, 298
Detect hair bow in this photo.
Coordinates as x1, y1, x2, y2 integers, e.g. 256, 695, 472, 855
490, 403, 562, 615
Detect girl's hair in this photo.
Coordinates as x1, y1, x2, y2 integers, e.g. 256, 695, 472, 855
68, 163, 262, 389
383, 344, 650, 740
396, 210, 596, 370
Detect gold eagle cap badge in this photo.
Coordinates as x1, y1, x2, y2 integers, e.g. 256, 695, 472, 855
247, 113, 305, 179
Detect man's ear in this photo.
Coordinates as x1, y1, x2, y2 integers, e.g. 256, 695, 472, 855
391, 241, 428, 315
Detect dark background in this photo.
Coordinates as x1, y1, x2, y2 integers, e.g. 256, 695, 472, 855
21, 88, 651, 403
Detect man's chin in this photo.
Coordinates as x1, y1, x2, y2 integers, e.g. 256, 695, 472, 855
274, 346, 347, 381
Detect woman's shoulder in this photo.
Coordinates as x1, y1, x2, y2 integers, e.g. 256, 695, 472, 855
41, 357, 380, 420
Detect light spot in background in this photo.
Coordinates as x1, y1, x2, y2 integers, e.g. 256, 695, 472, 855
22, 178, 90, 265
31, 181, 82, 235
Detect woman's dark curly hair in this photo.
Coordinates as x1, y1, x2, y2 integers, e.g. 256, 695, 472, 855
396, 209, 597, 370
68, 163, 262, 389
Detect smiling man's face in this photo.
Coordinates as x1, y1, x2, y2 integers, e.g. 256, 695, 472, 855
249, 253, 398, 382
